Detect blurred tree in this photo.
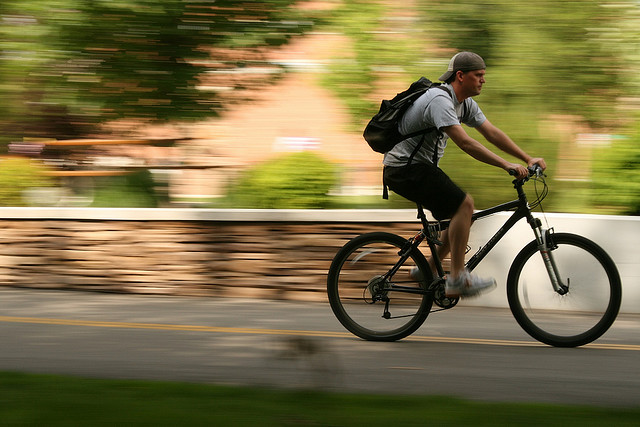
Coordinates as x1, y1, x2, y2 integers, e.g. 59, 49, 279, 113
321, 0, 640, 212
322, 0, 428, 132
425, 0, 640, 213
325, 0, 636, 128
425, 0, 632, 127
591, 121, 640, 215
0, 0, 317, 146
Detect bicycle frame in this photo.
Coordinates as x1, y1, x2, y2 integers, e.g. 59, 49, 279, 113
388, 176, 567, 296
461, 183, 537, 273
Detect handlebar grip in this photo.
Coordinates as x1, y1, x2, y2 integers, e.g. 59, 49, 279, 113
510, 165, 543, 178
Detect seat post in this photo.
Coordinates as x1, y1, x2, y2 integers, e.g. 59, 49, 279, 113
416, 204, 429, 228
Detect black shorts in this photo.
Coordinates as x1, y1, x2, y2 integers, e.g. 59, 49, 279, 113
383, 163, 466, 221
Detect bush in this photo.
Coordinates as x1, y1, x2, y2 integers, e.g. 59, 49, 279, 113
223, 151, 338, 209
90, 170, 158, 208
592, 122, 640, 215
0, 157, 57, 206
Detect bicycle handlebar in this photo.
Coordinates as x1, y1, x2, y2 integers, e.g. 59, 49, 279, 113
509, 164, 544, 181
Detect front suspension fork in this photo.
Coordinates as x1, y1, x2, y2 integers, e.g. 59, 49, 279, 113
533, 225, 568, 295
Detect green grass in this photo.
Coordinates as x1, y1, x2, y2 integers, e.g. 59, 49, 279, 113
1, 371, 638, 426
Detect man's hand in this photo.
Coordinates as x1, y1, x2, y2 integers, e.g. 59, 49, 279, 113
505, 163, 528, 179
528, 157, 547, 171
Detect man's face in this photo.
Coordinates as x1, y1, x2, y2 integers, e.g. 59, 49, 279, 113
459, 69, 485, 96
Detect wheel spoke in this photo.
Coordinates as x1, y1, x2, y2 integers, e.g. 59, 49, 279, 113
508, 233, 621, 347
327, 233, 433, 341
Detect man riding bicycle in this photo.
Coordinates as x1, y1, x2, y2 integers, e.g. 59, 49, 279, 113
383, 51, 547, 298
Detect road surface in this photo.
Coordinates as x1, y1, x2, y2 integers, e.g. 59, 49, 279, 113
1, 288, 638, 407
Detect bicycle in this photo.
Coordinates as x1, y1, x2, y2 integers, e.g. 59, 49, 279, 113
327, 166, 622, 347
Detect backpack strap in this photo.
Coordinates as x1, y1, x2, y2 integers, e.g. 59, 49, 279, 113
428, 86, 469, 167
404, 86, 450, 167
431, 94, 467, 167
397, 86, 450, 141
407, 132, 427, 166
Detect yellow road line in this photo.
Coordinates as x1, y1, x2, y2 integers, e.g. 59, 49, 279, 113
0, 315, 351, 338
407, 335, 544, 347
1, 315, 638, 351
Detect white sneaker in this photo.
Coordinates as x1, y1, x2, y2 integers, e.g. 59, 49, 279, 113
445, 270, 496, 298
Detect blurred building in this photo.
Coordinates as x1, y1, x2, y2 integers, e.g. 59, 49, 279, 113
172, 31, 384, 203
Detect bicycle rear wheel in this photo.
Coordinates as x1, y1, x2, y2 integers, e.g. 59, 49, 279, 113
507, 233, 621, 347
327, 232, 433, 341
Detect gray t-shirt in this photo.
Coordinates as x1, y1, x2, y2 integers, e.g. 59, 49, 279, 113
382, 83, 486, 167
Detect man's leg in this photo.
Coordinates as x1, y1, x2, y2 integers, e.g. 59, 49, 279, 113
447, 194, 474, 279
428, 229, 450, 275
444, 193, 496, 297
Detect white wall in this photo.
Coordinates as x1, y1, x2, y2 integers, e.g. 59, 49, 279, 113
464, 212, 639, 313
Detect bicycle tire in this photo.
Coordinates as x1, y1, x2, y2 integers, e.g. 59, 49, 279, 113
507, 233, 621, 347
327, 232, 433, 341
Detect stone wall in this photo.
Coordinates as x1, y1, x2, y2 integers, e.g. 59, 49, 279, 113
2, 209, 636, 312
0, 219, 421, 301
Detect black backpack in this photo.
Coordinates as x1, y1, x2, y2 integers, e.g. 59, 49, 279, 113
363, 77, 449, 154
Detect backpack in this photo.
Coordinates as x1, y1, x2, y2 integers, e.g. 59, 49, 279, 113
363, 77, 449, 154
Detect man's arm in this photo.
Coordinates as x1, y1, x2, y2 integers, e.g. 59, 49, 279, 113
476, 120, 546, 170
443, 124, 529, 178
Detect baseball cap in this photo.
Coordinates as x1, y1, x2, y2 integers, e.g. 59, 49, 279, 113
438, 52, 486, 82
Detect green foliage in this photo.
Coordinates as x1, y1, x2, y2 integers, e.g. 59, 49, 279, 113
323, 0, 638, 129
0, 0, 317, 145
320, 0, 640, 213
425, 0, 632, 127
320, 1, 383, 131
321, 0, 427, 131
321, 0, 640, 128
0, 157, 56, 206
223, 151, 338, 209
90, 170, 158, 208
3, 1, 638, 213
591, 122, 640, 215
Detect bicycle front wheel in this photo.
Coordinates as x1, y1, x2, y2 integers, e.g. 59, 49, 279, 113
327, 232, 433, 341
507, 233, 621, 347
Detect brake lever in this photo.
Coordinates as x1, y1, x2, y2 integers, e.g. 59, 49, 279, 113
528, 164, 546, 178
